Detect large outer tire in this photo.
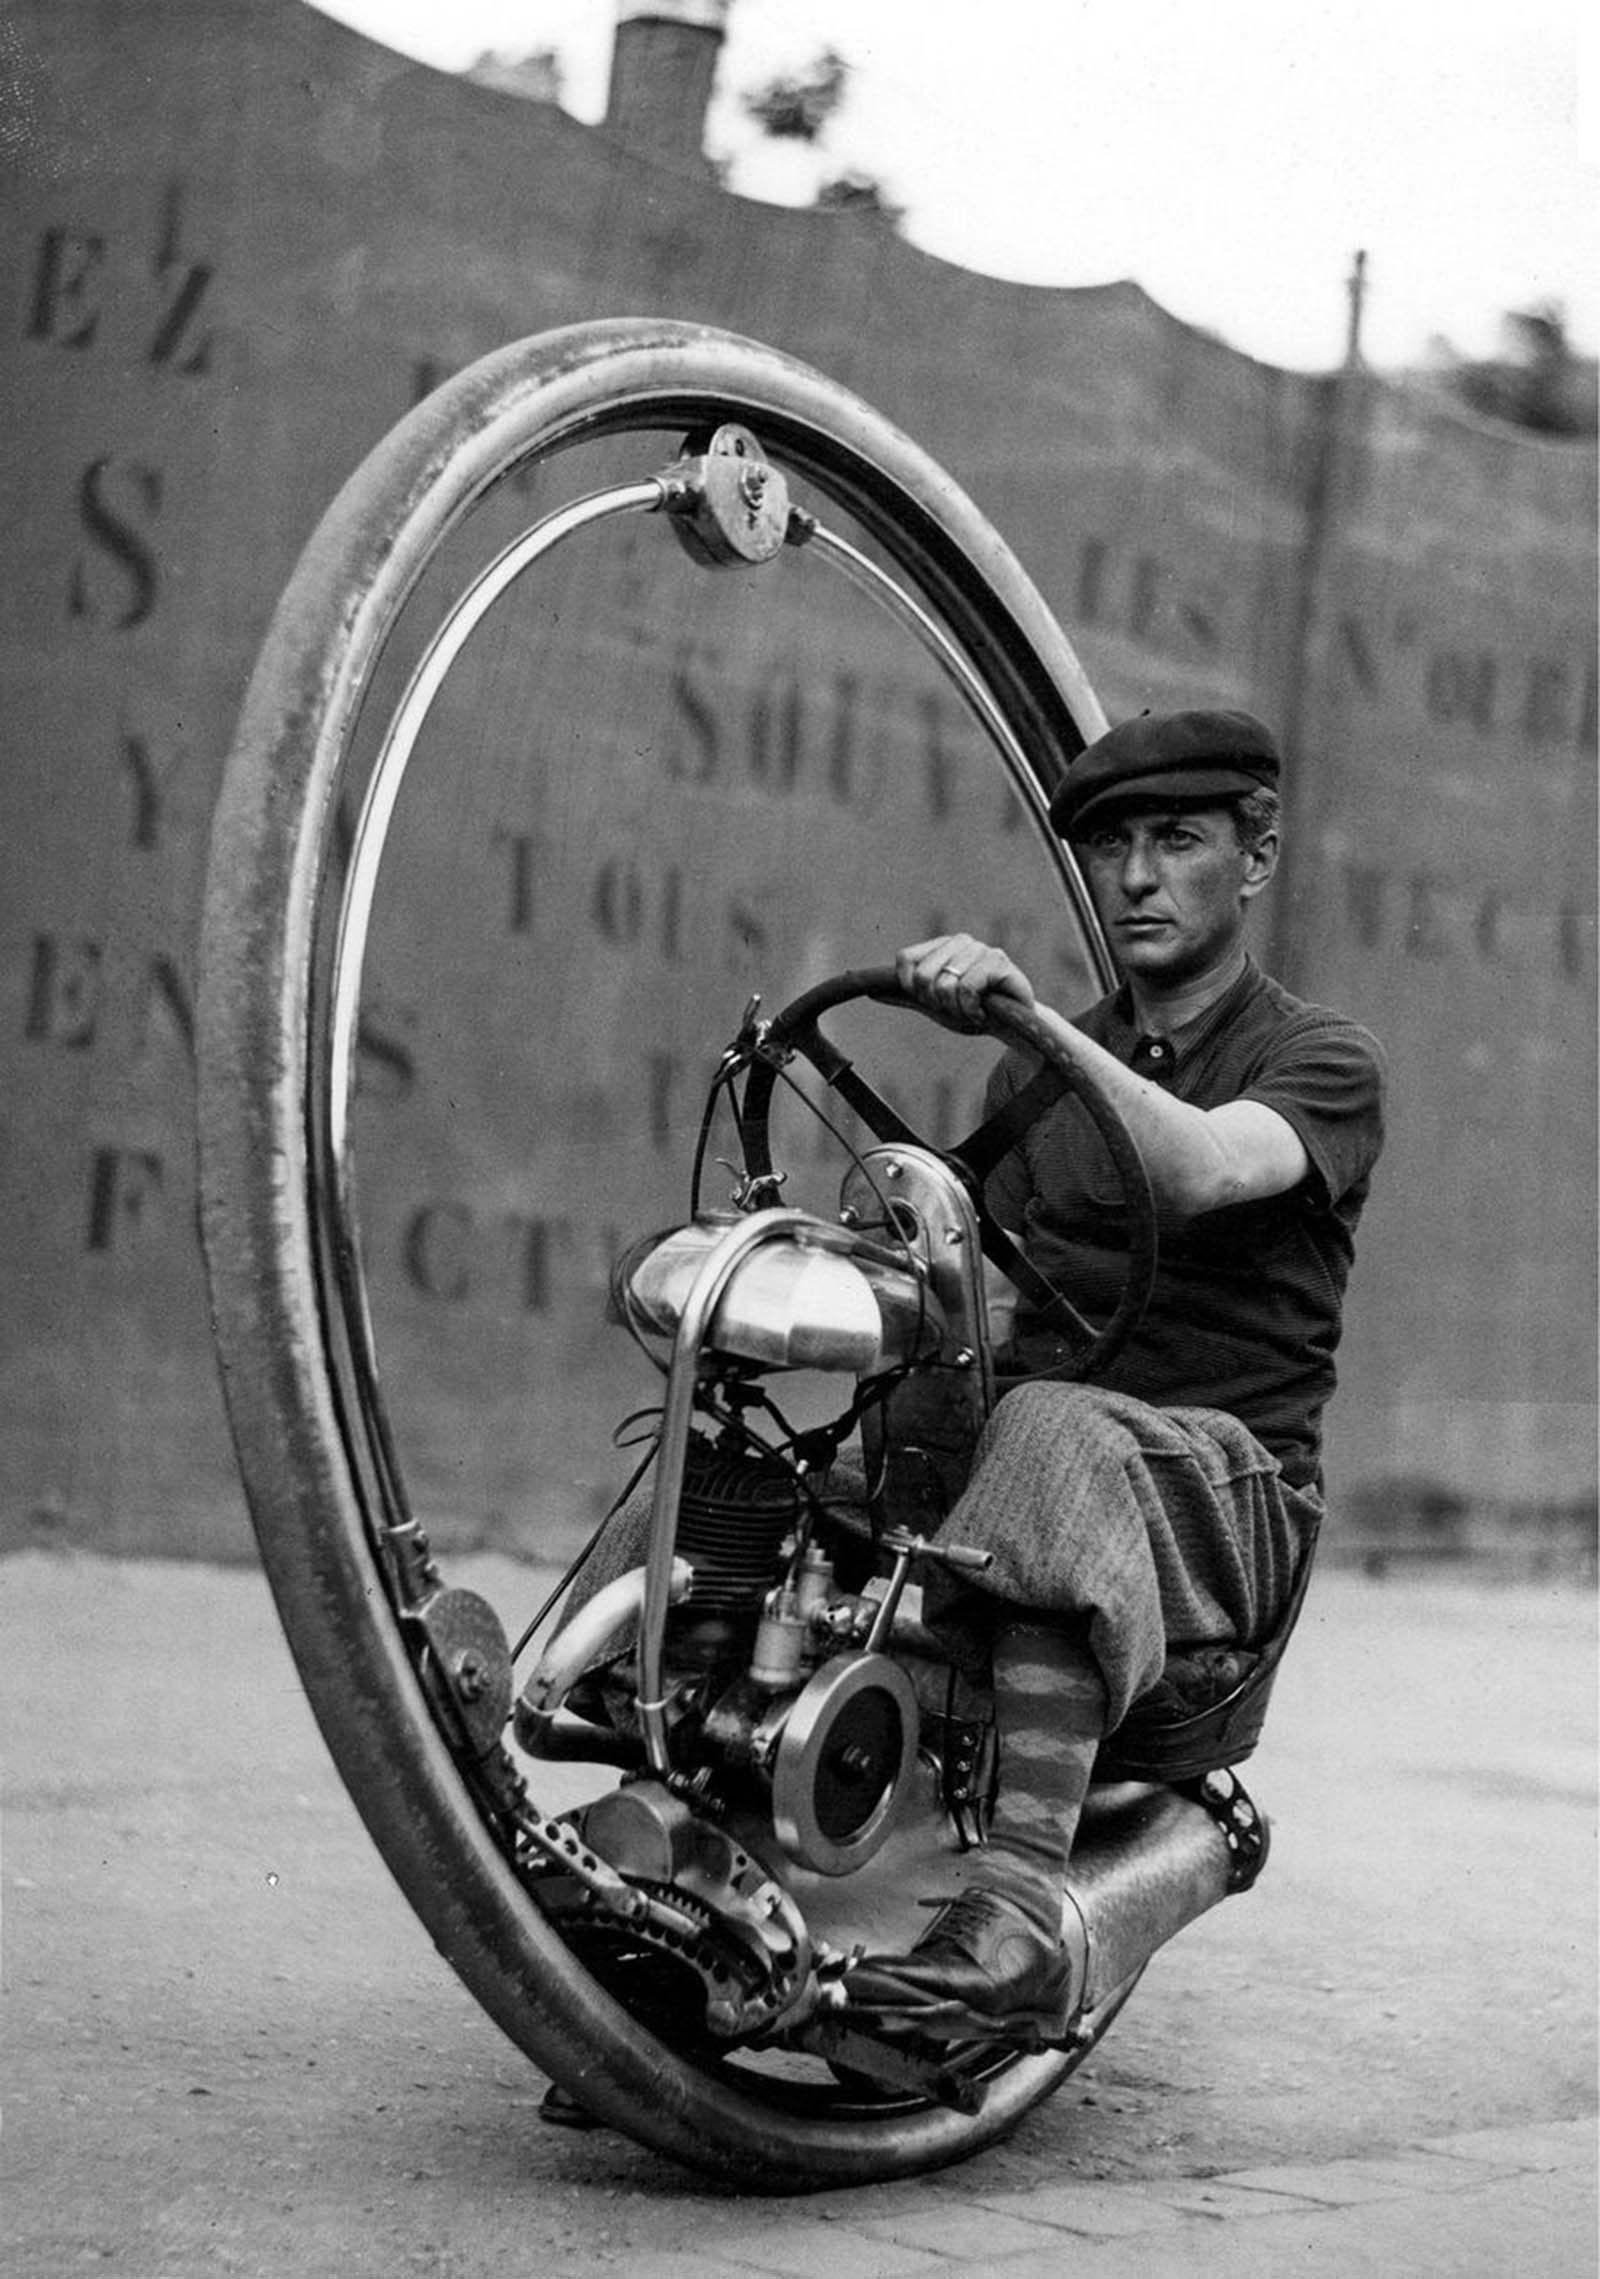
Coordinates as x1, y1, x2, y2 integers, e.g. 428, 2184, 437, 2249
198, 319, 1115, 2187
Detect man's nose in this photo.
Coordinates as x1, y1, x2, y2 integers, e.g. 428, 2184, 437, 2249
1120, 836, 1158, 893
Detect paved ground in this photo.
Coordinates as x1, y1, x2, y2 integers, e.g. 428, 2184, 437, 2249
2, 1548, 1594, 2276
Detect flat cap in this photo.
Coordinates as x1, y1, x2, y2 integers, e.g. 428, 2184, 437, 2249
1050, 708, 1280, 835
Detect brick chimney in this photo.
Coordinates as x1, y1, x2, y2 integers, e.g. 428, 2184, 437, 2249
606, 1, 732, 173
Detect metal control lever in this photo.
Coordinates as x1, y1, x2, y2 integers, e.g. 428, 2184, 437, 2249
863, 1526, 993, 1653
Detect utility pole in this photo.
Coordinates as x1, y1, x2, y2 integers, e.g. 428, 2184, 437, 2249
1344, 247, 1368, 371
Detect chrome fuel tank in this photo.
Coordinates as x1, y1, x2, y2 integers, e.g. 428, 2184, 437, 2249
624, 1216, 942, 1374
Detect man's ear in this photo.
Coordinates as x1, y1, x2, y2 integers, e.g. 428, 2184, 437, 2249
1239, 831, 1279, 900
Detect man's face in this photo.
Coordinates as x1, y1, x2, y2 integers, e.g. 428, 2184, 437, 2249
1074, 802, 1276, 987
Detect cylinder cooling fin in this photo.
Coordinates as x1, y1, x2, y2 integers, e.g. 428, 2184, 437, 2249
676, 1433, 799, 1612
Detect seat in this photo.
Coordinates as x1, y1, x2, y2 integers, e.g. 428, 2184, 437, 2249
1092, 1517, 1320, 1782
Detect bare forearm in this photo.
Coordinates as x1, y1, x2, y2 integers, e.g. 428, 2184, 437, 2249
896, 933, 1307, 1216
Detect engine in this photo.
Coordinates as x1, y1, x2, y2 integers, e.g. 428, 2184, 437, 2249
514, 1151, 998, 1882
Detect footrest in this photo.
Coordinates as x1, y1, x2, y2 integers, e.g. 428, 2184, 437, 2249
797, 2017, 992, 2114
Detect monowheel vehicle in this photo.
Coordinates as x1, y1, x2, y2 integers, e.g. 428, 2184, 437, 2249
198, 320, 1297, 2189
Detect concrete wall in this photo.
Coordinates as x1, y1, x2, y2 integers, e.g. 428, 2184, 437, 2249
1283, 380, 1596, 1524
1, 0, 1592, 1558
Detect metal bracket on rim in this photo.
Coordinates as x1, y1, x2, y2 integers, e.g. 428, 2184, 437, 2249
659, 423, 800, 568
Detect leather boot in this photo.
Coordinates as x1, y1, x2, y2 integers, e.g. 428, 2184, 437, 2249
844, 1886, 1082, 2046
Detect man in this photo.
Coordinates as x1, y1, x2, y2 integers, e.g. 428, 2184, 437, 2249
845, 706, 1385, 2045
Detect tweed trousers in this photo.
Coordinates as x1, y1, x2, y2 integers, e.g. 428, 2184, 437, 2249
908, 1381, 1321, 1730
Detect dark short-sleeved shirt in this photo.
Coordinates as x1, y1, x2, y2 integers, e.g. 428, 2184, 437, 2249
983, 957, 1386, 1490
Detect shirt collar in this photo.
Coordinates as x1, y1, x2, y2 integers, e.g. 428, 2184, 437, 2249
1109, 953, 1264, 1075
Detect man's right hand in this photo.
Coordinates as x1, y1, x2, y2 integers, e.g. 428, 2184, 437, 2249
894, 934, 1037, 1034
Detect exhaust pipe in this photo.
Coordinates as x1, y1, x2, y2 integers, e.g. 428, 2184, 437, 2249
514, 1558, 692, 1762
1062, 1781, 1257, 2013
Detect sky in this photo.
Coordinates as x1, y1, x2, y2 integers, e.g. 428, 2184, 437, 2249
308, 0, 1598, 374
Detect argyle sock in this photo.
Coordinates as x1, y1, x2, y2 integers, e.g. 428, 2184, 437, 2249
975, 1618, 1108, 1940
